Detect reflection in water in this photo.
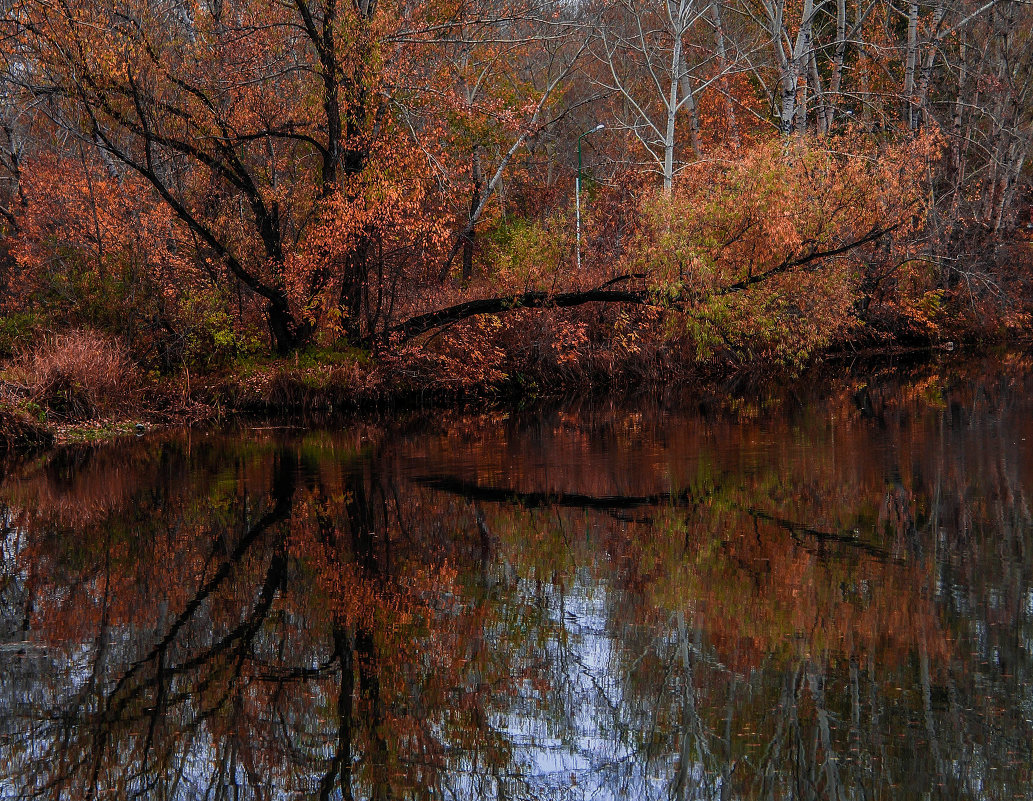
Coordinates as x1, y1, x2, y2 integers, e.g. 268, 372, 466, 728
1, 360, 1032, 800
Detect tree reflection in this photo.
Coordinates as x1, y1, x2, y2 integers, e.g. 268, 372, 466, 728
0, 359, 1031, 799
0, 435, 529, 800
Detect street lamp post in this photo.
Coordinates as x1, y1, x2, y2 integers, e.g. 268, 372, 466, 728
576, 123, 605, 272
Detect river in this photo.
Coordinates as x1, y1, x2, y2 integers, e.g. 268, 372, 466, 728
1, 357, 1031, 799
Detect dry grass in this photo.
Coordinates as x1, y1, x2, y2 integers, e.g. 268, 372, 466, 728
17, 329, 141, 421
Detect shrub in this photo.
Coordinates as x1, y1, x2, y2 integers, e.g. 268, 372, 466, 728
487, 214, 575, 289
21, 329, 140, 421
0, 312, 42, 360
627, 132, 940, 365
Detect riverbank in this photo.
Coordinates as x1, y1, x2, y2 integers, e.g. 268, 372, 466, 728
0, 337, 1002, 451
5, 342, 1031, 801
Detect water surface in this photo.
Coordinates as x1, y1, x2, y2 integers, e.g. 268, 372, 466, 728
1, 359, 1032, 800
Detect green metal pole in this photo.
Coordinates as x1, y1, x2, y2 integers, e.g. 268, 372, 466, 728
576, 124, 604, 272
576, 131, 585, 272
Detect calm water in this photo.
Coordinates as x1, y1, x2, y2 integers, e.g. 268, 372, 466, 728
1, 359, 1032, 800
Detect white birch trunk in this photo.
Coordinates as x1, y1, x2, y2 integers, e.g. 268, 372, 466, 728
664, 34, 683, 195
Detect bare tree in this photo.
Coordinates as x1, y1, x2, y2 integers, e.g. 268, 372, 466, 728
588, 0, 725, 194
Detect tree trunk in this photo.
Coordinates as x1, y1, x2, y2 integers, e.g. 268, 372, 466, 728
462, 229, 475, 281
664, 36, 683, 194
463, 145, 484, 281
793, 0, 814, 134
678, 48, 702, 156
828, 0, 848, 113
268, 299, 308, 355
711, 0, 740, 147
904, 0, 920, 129
809, 48, 828, 134
914, 0, 947, 129
340, 237, 370, 344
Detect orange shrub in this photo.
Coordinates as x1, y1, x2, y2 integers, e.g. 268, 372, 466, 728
20, 329, 140, 421
626, 131, 942, 365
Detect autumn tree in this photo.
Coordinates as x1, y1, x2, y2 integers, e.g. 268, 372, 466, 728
586, 0, 718, 194
7, 0, 456, 352
392, 0, 589, 282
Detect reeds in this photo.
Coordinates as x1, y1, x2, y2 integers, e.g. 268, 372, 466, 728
18, 329, 140, 421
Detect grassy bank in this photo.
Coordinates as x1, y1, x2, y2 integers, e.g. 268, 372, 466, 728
0, 320, 993, 452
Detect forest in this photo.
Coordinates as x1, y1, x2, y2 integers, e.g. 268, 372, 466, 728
0, 0, 1031, 434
